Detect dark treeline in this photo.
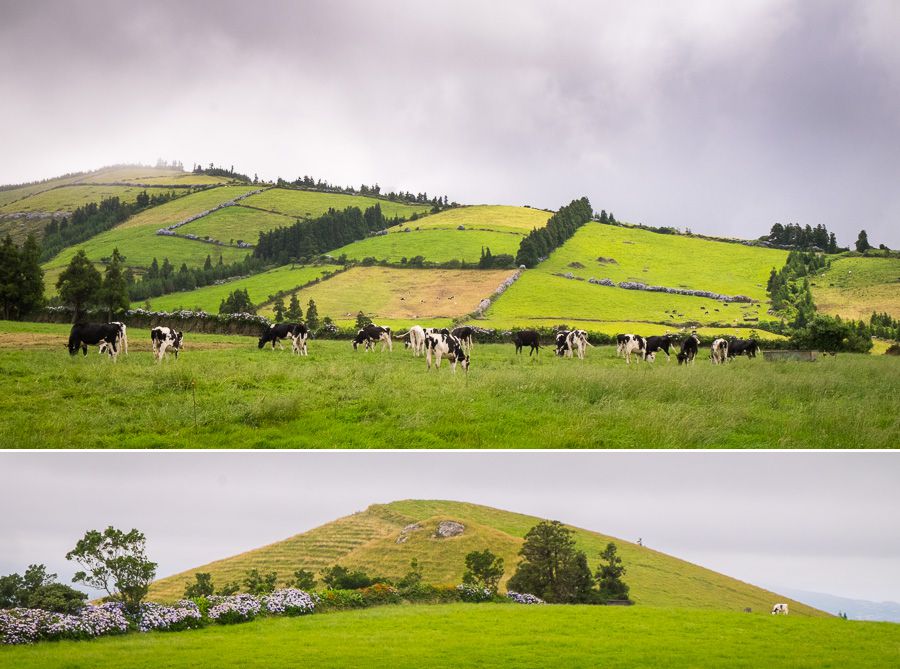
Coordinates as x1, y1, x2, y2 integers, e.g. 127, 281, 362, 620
0, 234, 44, 319
128, 253, 261, 301
478, 247, 516, 269
870, 312, 900, 341
41, 190, 182, 262
765, 223, 840, 252
515, 197, 593, 268
766, 250, 828, 326
191, 163, 251, 183
275, 174, 456, 211
253, 204, 402, 265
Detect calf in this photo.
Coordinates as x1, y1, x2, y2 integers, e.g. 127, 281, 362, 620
353, 324, 393, 352
425, 331, 470, 372
289, 323, 309, 356
68, 323, 122, 360
151, 326, 183, 362
677, 333, 700, 365
771, 603, 789, 615
566, 329, 591, 360
644, 334, 675, 362
97, 322, 128, 357
711, 338, 729, 364
259, 323, 304, 350
620, 334, 645, 365
451, 325, 475, 352
728, 338, 760, 359
513, 330, 541, 355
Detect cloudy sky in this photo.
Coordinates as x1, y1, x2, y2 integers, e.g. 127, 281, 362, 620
1, 451, 898, 603
1, 0, 898, 246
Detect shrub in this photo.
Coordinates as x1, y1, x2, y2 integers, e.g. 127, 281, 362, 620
315, 589, 366, 611
207, 594, 261, 624
455, 584, 494, 603
506, 591, 546, 605
360, 584, 401, 606
261, 589, 317, 616
138, 600, 203, 632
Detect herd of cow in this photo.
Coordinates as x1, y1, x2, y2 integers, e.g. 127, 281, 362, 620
65, 320, 760, 370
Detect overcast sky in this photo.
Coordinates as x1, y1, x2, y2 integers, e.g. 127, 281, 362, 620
1, 451, 897, 603
0, 0, 898, 246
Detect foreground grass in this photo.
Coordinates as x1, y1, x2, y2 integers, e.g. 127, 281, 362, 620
1, 605, 897, 669
1, 323, 896, 448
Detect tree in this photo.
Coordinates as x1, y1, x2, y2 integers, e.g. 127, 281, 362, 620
216, 581, 240, 596
506, 520, 595, 603
790, 314, 873, 353
0, 236, 19, 319
355, 311, 372, 329
98, 247, 130, 320
595, 543, 630, 601
0, 564, 87, 613
462, 549, 504, 593
219, 288, 254, 314
320, 565, 379, 590
243, 569, 278, 595
184, 572, 215, 599
286, 293, 303, 321
855, 230, 871, 252
56, 250, 102, 322
273, 296, 285, 322
17, 234, 44, 317
288, 569, 316, 591
306, 299, 319, 330
66, 526, 157, 613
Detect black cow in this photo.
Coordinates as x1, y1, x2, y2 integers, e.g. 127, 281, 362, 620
258, 322, 304, 350
68, 323, 122, 358
728, 338, 760, 359
450, 326, 475, 352
353, 324, 392, 351
677, 333, 700, 365
644, 334, 675, 362
513, 330, 541, 355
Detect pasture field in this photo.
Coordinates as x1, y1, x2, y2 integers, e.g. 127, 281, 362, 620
149, 500, 822, 614
811, 256, 900, 320
1, 321, 896, 448
469, 317, 785, 340
331, 228, 522, 263
0, 185, 152, 214
142, 264, 341, 313
74, 166, 229, 185
2, 605, 897, 669
256, 266, 517, 325
240, 188, 432, 220
399, 204, 551, 234
176, 204, 294, 242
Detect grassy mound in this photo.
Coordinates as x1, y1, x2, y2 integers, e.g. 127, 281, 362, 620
811, 256, 900, 320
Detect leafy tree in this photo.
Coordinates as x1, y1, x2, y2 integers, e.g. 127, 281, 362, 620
790, 314, 873, 353
855, 229, 871, 252
27, 582, 88, 614
56, 250, 102, 321
463, 549, 504, 593
306, 300, 319, 330
0, 565, 86, 613
219, 288, 255, 314
355, 311, 372, 329
184, 572, 215, 599
289, 569, 316, 591
273, 296, 285, 322
286, 293, 303, 321
507, 520, 595, 603
98, 247, 130, 320
595, 543, 630, 601
66, 526, 157, 613
243, 569, 278, 595
320, 565, 381, 590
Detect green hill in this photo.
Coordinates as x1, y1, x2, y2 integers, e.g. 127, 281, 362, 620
811, 255, 900, 321
148, 500, 823, 616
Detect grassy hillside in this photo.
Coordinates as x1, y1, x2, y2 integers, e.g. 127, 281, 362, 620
176, 205, 294, 242
142, 264, 340, 313
5, 605, 896, 669
256, 266, 516, 325
2, 323, 896, 448
0, 185, 151, 215
330, 205, 548, 263
147, 500, 822, 615
240, 188, 432, 220
811, 256, 900, 320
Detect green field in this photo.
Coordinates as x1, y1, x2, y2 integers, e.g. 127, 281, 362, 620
148, 500, 822, 614
240, 188, 432, 220
812, 256, 900, 320
400, 204, 551, 233
176, 205, 294, 243
2, 605, 897, 669
143, 264, 340, 313
1, 322, 896, 448
0, 185, 152, 214
470, 317, 785, 340
74, 166, 229, 185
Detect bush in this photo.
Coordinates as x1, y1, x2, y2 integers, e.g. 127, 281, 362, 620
207, 594, 261, 624
315, 589, 366, 611
360, 584, 401, 606
261, 589, 317, 616
506, 591, 545, 605
455, 584, 494, 603
138, 601, 203, 632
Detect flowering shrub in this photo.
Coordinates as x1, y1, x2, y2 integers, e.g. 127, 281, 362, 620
1, 603, 129, 645
456, 584, 494, 603
506, 591, 545, 605
360, 583, 401, 606
261, 589, 317, 616
207, 594, 261, 624
138, 600, 203, 632
316, 589, 366, 610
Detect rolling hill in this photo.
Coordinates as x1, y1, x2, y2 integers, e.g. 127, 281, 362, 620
811, 255, 900, 321
148, 500, 824, 616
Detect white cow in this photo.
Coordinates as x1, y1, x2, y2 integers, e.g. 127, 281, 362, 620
289, 330, 308, 356
711, 338, 729, 365
151, 326, 183, 362
397, 325, 427, 356
621, 334, 645, 365
771, 603, 789, 615
566, 329, 592, 360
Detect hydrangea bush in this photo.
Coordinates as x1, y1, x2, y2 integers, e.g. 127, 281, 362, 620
506, 591, 545, 605
262, 589, 317, 616
455, 584, 494, 603
0, 603, 130, 644
207, 594, 262, 624
138, 600, 203, 632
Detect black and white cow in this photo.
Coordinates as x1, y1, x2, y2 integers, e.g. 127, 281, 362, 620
97, 321, 128, 357
555, 330, 571, 357
289, 323, 309, 355
711, 338, 729, 364
728, 338, 760, 359
513, 330, 541, 355
425, 331, 470, 372
258, 323, 304, 350
395, 325, 426, 356
151, 326, 183, 362
616, 333, 629, 357
677, 333, 700, 365
771, 603, 789, 615
620, 334, 645, 364
451, 326, 475, 352
353, 324, 393, 352
68, 322, 122, 360
566, 329, 591, 359
643, 334, 675, 362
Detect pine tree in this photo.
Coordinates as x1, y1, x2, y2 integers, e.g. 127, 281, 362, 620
57, 250, 102, 322
595, 543, 630, 601
306, 300, 319, 330
855, 230, 871, 252
17, 234, 45, 317
507, 520, 595, 603
99, 248, 130, 320
273, 296, 285, 322
0, 235, 20, 319
286, 293, 303, 321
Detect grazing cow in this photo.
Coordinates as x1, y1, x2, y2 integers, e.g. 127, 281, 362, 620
616, 333, 628, 357
150, 326, 183, 362
425, 331, 470, 372
395, 325, 426, 356
728, 338, 760, 359
97, 321, 128, 357
259, 323, 304, 350
711, 338, 729, 364
353, 324, 393, 352
68, 323, 122, 360
555, 330, 571, 357
289, 323, 309, 356
451, 326, 475, 352
566, 329, 591, 360
643, 334, 675, 362
513, 330, 541, 355
677, 333, 700, 365
771, 603, 789, 615
620, 334, 645, 364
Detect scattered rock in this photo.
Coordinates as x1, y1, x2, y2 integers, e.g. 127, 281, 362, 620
434, 521, 465, 538
568, 261, 585, 269
396, 523, 422, 544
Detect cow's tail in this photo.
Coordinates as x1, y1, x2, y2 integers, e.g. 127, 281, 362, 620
393, 331, 410, 339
